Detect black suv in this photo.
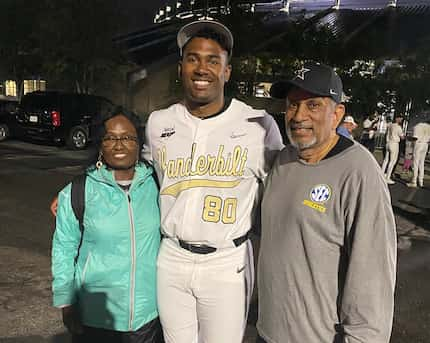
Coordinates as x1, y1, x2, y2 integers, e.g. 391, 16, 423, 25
0, 98, 19, 141
15, 91, 113, 149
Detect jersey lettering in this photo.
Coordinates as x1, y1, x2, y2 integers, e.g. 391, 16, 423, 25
158, 144, 248, 179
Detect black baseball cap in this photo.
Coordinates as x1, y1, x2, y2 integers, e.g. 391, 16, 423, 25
177, 20, 234, 57
270, 61, 343, 103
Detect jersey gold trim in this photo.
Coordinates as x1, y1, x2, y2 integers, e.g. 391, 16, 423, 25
161, 179, 241, 197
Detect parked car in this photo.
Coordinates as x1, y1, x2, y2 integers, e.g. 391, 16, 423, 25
15, 91, 114, 149
0, 98, 19, 141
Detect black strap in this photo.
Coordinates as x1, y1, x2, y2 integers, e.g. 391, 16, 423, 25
178, 240, 217, 254
176, 232, 250, 254
71, 174, 86, 263
233, 232, 249, 247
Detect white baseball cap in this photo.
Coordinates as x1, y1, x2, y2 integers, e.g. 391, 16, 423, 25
177, 19, 234, 57
343, 115, 357, 126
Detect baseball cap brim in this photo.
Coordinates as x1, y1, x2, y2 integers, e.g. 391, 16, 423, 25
177, 20, 233, 56
270, 80, 331, 100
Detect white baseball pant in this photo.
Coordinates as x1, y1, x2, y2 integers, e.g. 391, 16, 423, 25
412, 142, 429, 186
381, 141, 399, 180
157, 238, 254, 343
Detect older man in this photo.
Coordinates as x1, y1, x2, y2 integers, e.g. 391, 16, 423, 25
256, 62, 397, 343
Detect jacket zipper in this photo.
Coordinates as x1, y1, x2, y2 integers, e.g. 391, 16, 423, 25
108, 169, 152, 330
81, 252, 91, 285
126, 190, 136, 331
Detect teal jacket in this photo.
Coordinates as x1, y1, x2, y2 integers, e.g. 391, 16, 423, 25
52, 163, 161, 332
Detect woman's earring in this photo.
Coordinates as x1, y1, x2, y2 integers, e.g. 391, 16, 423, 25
96, 152, 103, 169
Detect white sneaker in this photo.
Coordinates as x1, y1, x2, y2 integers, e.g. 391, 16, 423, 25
386, 179, 395, 185
406, 182, 417, 188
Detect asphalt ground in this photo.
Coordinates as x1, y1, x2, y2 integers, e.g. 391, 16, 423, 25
0, 140, 429, 343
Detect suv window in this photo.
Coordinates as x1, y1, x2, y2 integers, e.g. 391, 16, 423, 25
0, 100, 18, 113
20, 93, 59, 110
97, 97, 114, 115
81, 96, 98, 114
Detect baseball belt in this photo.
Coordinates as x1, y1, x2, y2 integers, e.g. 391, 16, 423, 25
173, 232, 250, 254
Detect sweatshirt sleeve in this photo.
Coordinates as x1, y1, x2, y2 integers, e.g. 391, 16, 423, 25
142, 113, 153, 164
263, 114, 284, 176
340, 166, 397, 343
51, 184, 82, 307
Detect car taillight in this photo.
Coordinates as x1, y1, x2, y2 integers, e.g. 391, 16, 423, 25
51, 111, 61, 127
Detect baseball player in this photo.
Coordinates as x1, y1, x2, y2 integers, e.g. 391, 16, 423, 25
143, 20, 283, 343
381, 114, 404, 184
407, 120, 430, 188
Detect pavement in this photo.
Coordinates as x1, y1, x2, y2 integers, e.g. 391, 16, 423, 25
0, 140, 429, 342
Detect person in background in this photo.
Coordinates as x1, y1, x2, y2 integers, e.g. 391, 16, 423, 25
407, 120, 430, 188
402, 135, 415, 175
52, 108, 164, 343
381, 114, 404, 184
257, 61, 396, 343
360, 112, 379, 153
336, 115, 357, 139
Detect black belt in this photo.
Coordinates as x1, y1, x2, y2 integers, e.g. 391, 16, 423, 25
176, 232, 249, 255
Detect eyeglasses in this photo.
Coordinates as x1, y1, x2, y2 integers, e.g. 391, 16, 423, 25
102, 135, 138, 147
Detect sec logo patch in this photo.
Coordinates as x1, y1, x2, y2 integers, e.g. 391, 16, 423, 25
310, 184, 331, 203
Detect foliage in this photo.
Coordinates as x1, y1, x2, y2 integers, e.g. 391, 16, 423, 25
39, 0, 128, 94
0, 0, 44, 97
225, 10, 430, 120
0, 0, 130, 96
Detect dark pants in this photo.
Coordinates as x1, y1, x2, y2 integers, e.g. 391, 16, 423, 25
73, 317, 164, 343
361, 137, 375, 153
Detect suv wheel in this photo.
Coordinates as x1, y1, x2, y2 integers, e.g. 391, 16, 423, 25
67, 126, 88, 150
0, 124, 10, 141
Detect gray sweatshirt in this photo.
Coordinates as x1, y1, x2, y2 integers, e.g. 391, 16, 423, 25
257, 141, 397, 343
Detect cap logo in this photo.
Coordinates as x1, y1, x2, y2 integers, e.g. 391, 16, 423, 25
294, 67, 310, 80
329, 89, 338, 95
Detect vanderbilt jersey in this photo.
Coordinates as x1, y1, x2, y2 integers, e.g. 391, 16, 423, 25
143, 99, 283, 247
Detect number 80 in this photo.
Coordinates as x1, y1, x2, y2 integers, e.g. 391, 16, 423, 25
202, 195, 237, 224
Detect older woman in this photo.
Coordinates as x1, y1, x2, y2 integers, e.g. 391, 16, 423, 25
51, 108, 163, 343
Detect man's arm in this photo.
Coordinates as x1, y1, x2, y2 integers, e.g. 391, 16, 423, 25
340, 166, 397, 343
50, 196, 58, 217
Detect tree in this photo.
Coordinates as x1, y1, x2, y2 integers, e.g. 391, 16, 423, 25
39, 0, 128, 94
0, 0, 44, 98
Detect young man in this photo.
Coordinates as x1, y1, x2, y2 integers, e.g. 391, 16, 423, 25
257, 62, 396, 343
143, 20, 283, 343
381, 114, 404, 184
